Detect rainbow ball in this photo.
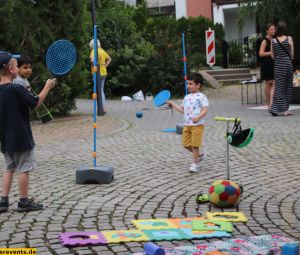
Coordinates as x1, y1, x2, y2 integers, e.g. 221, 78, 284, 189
208, 179, 241, 208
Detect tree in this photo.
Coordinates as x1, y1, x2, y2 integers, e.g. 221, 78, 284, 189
90, 0, 154, 97
0, 0, 89, 115
140, 16, 224, 96
240, 0, 300, 64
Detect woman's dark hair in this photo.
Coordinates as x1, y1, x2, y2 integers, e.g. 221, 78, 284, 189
265, 23, 275, 31
275, 21, 288, 36
17, 55, 33, 67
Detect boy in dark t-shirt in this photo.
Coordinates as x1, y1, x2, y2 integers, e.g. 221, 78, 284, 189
0, 51, 56, 213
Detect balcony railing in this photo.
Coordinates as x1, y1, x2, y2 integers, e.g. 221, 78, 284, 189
212, 0, 240, 5
148, 4, 175, 16
146, 0, 175, 8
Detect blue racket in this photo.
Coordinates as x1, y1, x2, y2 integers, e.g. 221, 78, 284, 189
46, 39, 76, 76
153, 90, 171, 107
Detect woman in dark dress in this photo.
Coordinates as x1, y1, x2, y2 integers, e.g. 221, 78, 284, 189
259, 23, 276, 110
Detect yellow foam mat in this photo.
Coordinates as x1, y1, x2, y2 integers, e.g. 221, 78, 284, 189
206, 212, 248, 222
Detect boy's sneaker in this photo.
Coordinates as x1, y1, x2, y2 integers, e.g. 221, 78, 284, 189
189, 163, 200, 173
0, 199, 8, 213
16, 198, 43, 212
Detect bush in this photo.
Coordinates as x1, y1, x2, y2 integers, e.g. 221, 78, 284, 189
0, 0, 89, 116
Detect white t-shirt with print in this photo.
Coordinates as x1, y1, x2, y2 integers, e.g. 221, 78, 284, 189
181, 92, 209, 126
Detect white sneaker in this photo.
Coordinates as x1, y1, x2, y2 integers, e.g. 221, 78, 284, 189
189, 163, 200, 172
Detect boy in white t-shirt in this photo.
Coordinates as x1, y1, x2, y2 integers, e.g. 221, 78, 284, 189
168, 73, 209, 172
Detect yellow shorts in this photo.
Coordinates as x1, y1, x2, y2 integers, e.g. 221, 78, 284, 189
182, 125, 204, 148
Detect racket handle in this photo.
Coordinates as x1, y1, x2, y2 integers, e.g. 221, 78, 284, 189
214, 116, 241, 122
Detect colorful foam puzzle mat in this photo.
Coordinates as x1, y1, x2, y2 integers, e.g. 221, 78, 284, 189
205, 212, 248, 222
132, 219, 178, 229
59, 217, 231, 247
102, 230, 149, 243
192, 220, 233, 233
130, 235, 297, 255
59, 231, 107, 247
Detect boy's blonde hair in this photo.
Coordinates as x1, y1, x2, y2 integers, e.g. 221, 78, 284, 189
0, 58, 15, 78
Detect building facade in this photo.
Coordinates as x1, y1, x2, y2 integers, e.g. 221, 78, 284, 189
176, 0, 212, 20
175, 0, 256, 41
212, 0, 256, 41
123, 0, 256, 41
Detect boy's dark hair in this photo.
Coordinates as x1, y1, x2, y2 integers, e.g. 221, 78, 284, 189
187, 72, 204, 85
17, 55, 33, 67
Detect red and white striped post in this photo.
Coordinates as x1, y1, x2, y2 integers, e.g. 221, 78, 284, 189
206, 28, 215, 67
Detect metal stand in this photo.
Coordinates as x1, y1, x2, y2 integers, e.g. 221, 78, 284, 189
215, 116, 241, 180
31, 87, 53, 123
176, 123, 184, 134
76, 0, 113, 184
241, 80, 263, 105
76, 165, 113, 184
175, 33, 187, 134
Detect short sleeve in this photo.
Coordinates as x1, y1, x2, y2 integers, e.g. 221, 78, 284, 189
181, 96, 186, 107
201, 94, 209, 107
15, 85, 38, 109
100, 49, 110, 60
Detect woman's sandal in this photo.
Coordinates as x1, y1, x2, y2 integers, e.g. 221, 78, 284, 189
270, 112, 278, 117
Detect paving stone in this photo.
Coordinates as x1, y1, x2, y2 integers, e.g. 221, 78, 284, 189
0, 242, 7, 247
110, 245, 129, 253
8, 242, 27, 247
1, 86, 300, 255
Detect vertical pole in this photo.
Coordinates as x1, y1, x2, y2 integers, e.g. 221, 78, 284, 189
182, 33, 188, 95
91, 0, 96, 25
91, 0, 104, 116
226, 120, 230, 179
92, 25, 98, 168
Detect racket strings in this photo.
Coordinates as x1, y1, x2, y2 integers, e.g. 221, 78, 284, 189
46, 40, 76, 76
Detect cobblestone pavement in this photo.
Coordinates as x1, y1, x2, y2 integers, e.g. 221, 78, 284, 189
0, 85, 300, 254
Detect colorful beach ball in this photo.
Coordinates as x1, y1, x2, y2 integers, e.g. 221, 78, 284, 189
208, 180, 241, 207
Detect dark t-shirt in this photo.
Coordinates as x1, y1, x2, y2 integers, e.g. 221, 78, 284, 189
0, 83, 39, 154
